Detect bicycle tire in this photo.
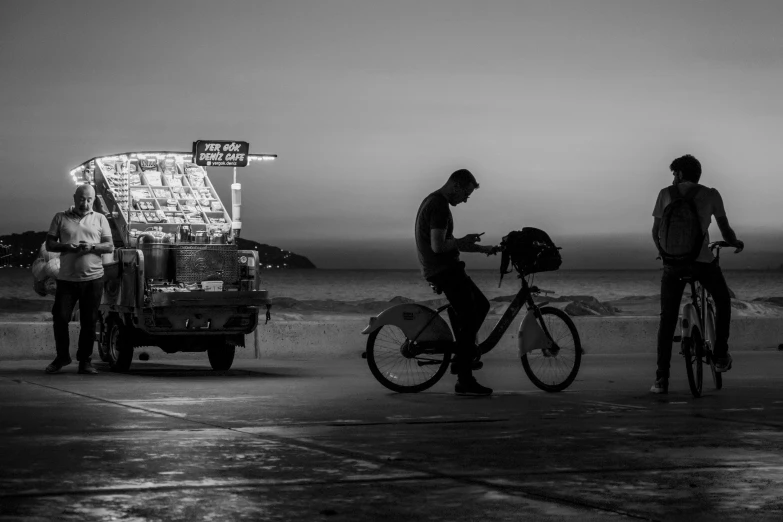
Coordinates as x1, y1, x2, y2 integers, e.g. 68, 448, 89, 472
366, 324, 452, 393
521, 307, 582, 392
685, 328, 704, 397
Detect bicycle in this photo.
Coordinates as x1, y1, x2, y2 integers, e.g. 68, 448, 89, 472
673, 241, 734, 398
361, 245, 582, 393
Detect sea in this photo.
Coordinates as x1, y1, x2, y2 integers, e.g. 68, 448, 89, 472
258, 269, 783, 304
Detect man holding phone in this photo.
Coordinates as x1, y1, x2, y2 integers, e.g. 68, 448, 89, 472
44, 184, 114, 374
414, 169, 495, 396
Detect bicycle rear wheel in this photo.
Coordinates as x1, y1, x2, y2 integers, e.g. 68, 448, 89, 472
521, 307, 582, 392
705, 349, 723, 390
366, 324, 452, 393
684, 329, 704, 397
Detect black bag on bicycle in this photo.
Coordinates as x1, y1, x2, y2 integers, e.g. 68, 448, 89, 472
500, 228, 562, 277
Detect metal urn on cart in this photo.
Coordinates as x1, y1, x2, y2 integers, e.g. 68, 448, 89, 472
69, 141, 277, 371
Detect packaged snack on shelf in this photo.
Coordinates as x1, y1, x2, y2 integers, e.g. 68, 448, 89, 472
210, 217, 227, 224
187, 215, 205, 224
160, 158, 178, 175
184, 198, 197, 207
153, 188, 170, 198
144, 171, 163, 186
130, 212, 146, 223
138, 158, 159, 171
210, 201, 223, 212
164, 174, 183, 187
183, 163, 205, 176
129, 173, 142, 185
199, 198, 211, 207
181, 204, 199, 214
189, 173, 205, 188
197, 187, 213, 199
131, 188, 151, 199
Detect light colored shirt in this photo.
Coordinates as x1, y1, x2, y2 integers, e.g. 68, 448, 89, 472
48, 207, 112, 282
652, 182, 726, 263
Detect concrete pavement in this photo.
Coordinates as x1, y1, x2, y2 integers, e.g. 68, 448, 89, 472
1, 351, 783, 521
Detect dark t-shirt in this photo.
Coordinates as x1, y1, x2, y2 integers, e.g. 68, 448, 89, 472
415, 191, 460, 278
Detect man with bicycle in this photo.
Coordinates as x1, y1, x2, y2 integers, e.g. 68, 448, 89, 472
651, 154, 744, 394
415, 169, 495, 396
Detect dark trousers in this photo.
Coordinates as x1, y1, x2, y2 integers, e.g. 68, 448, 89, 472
52, 279, 104, 362
427, 263, 490, 378
656, 261, 731, 380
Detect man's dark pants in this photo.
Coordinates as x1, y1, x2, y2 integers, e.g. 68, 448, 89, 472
52, 279, 104, 362
656, 261, 731, 380
427, 263, 490, 379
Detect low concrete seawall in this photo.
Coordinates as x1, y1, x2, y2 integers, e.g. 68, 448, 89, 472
2, 316, 782, 361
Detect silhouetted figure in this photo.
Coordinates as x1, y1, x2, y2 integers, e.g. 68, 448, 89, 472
415, 169, 495, 396
650, 155, 744, 393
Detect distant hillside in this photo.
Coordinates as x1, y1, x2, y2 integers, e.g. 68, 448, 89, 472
0, 231, 316, 269
234, 237, 316, 269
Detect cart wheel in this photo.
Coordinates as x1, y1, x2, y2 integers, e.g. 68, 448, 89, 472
207, 339, 235, 371
107, 318, 134, 372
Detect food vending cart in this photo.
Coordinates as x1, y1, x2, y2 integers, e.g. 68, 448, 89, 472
70, 142, 276, 371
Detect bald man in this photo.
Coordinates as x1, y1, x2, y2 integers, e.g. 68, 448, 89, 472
45, 184, 114, 374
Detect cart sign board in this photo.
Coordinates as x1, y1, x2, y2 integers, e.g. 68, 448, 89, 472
192, 140, 250, 167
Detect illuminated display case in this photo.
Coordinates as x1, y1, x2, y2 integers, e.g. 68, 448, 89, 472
71, 152, 239, 247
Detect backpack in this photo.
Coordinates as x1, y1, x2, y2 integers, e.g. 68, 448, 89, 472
499, 228, 562, 285
658, 185, 705, 265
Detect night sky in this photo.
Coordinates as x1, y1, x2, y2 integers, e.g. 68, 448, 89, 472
1, 0, 781, 268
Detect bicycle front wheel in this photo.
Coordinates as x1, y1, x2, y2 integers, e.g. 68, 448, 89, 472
521, 307, 582, 392
366, 324, 452, 393
684, 328, 704, 397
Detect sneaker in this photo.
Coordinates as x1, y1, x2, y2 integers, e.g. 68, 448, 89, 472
714, 354, 733, 373
649, 378, 668, 394
455, 376, 493, 396
44, 357, 72, 374
77, 360, 99, 375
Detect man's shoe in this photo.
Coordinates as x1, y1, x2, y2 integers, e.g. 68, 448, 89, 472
77, 361, 99, 375
650, 378, 668, 394
455, 376, 493, 396
714, 354, 733, 373
44, 357, 72, 374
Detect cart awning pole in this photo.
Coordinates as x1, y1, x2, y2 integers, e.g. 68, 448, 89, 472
231, 167, 241, 237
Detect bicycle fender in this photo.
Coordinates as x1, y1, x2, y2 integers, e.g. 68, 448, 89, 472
680, 303, 700, 339
361, 304, 453, 342
518, 309, 553, 356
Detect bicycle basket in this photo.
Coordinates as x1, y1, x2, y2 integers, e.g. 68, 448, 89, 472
500, 228, 562, 275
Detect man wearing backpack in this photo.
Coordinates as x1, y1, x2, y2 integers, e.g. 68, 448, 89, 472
415, 169, 496, 396
650, 154, 744, 394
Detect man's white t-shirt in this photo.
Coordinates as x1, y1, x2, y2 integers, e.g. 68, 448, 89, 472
48, 207, 112, 282
652, 182, 726, 263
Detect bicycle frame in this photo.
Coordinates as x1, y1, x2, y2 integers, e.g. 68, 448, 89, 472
680, 244, 726, 349
362, 274, 552, 356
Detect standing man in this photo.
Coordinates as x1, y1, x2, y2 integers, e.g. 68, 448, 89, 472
650, 154, 743, 393
415, 169, 495, 396
45, 184, 114, 374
